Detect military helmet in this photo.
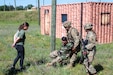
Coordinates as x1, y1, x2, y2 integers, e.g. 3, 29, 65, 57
63, 21, 71, 28
84, 23, 93, 30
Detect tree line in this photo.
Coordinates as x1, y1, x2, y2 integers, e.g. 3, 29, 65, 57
0, 4, 34, 11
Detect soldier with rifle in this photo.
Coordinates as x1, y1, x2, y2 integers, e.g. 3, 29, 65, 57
79, 38, 88, 64
82, 23, 97, 75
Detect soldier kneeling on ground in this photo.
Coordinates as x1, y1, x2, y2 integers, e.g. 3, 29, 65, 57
46, 37, 73, 67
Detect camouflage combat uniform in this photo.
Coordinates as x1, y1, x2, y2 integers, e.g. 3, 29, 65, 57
83, 23, 97, 75
63, 21, 80, 68
47, 39, 73, 66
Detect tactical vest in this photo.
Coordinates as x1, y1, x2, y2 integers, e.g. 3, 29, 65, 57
67, 27, 79, 43
86, 30, 97, 44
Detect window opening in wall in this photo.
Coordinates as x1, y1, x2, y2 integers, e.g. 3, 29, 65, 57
101, 12, 110, 25
61, 14, 67, 23
44, 9, 49, 14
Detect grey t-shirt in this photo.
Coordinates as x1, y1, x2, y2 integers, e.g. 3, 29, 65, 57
16, 29, 26, 45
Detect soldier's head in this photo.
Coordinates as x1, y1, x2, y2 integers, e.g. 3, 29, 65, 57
84, 23, 93, 31
61, 36, 68, 45
63, 21, 71, 31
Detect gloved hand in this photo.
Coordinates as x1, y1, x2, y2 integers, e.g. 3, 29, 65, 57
83, 51, 87, 55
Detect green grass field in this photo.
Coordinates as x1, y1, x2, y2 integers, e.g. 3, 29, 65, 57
0, 11, 113, 75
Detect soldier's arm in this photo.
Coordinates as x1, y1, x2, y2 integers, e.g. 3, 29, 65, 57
85, 32, 96, 50
71, 28, 80, 49
66, 42, 74, 50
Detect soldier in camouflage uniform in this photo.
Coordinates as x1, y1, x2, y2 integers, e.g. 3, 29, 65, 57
63, 21, 81, 68
46, 37, 73, 66
83, 23, 97, 75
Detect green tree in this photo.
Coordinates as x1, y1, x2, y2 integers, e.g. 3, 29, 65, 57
0, 5, 15, 11
0, 5, 9, 11
26, 4, 34, 9
16, 5, 24, 10
9, 5, 15, 11
0, 6, 4, 11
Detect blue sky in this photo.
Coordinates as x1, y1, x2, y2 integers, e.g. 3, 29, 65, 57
0, 0, 113, 7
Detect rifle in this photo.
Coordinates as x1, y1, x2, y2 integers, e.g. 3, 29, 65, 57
79, 39, 88, 64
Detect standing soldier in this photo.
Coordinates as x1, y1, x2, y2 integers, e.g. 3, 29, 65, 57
83, 23, 97, 75
63, 21, 81, 68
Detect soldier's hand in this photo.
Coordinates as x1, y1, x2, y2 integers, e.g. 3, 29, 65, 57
72, 47, 76, 52
83, 51, 87, 55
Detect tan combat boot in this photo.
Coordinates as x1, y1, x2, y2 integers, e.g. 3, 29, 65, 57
65, 64, 73, 69
86, 72, 90, 75
93, 73, 97, 75
46, 63, 52, 66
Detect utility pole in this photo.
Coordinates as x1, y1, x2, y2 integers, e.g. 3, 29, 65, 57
37, 0, 40, 26
51, 0, 56, 51
36, 0, 37, 8
43, 0, 44, 6
4, 0, 5, 11
14, 0, 16, 11
9, 3, 10, 11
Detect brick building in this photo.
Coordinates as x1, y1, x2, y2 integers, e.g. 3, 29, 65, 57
40, 2, 113, 44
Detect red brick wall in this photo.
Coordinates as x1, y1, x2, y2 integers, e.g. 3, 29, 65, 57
40, 2, 113, 44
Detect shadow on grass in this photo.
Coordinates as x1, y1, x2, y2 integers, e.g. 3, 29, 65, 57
4, 68, 22, 75
35, 58, 48, 65
3, 63, 30, 75
74, 56, 104, 73
94, 64, 104, 73
28, 58, 48, 66
73, 56, 83, 66
3, 58, 48, 75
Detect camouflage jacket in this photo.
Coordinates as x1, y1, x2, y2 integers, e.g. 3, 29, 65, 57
59, 42, 73, 59
67, 27, 80, 49
85, 30, 97, 50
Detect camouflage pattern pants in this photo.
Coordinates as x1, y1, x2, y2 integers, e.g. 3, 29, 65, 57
50, 50, 66, 64
83, 50, 97, 74
69, 53, 77, 66
49, 50, 62, 65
